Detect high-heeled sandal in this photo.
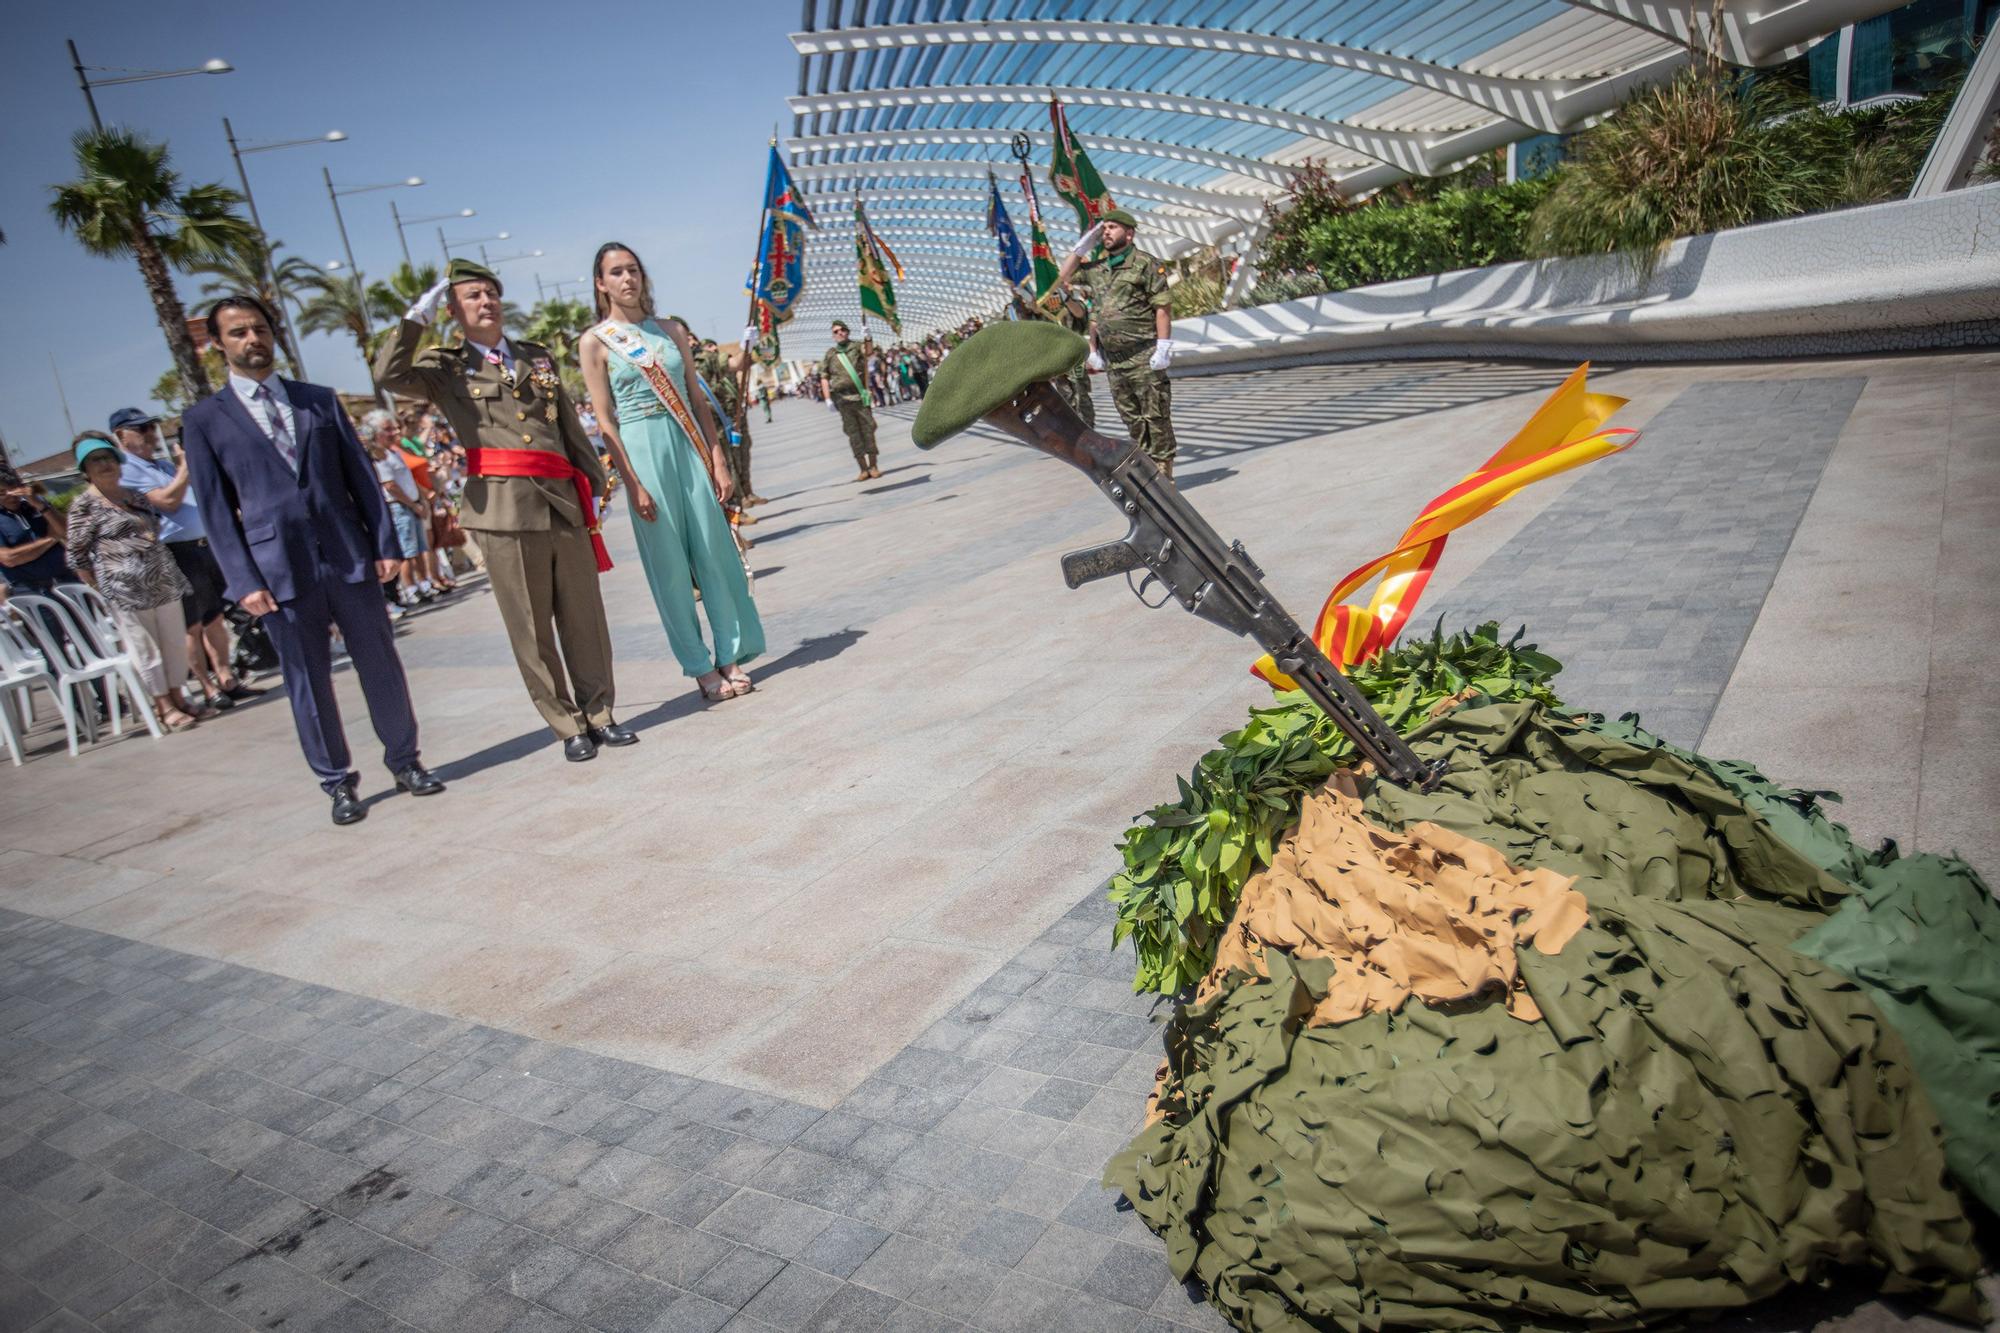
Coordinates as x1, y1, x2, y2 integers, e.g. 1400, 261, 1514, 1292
697, 673, 733, 703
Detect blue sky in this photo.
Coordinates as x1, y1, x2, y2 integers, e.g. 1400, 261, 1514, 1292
1, 1, 800, 467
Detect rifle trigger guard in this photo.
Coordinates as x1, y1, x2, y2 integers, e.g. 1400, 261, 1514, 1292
1128, 570, 1171, 609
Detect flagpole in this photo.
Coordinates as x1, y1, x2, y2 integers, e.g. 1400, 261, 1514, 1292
741, 132, 780, 410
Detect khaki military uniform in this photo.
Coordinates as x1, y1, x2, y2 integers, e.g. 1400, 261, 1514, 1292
375, 319, 614, 739
1054, 288, 1097, 430
1079, 245, 1176, 472
821, 342, 878, 470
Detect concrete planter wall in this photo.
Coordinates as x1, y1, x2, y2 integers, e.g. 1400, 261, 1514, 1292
1172, 184, 2000, 372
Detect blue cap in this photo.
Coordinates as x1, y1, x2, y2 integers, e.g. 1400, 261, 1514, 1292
107, 407, 158, 433
74, 434, 123, 468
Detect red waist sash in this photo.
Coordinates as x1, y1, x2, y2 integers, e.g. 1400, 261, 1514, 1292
465, 447, 612, 572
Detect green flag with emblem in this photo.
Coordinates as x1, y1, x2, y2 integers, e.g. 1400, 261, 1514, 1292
853, 196, 902, 335
1049, 96, 1115, 233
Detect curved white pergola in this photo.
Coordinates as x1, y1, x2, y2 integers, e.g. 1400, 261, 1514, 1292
781, 0, 1907, 344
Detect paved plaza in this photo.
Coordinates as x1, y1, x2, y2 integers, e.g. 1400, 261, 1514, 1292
2, 350, 1996, 1331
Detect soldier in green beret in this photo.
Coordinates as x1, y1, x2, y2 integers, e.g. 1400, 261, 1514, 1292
375, 258, 636, 762
821, 320, 880, 481
1052, 208, 1179, 477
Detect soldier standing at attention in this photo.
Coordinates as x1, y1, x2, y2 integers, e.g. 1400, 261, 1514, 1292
375, 259, 638, 762
821, 320, 880, 481
1052, 209, 1178, 478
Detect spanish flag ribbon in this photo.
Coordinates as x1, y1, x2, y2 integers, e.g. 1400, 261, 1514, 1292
1253, 364, 1638, 687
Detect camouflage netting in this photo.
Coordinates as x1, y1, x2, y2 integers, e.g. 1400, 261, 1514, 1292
1107, 700, 1987, 1332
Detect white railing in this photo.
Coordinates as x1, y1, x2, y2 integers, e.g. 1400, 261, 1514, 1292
1173, 184, 2000, 370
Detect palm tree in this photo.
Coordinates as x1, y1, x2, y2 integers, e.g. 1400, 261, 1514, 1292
50, 127, 257, 401
187, 235, 319, 376
294, 269, 377, 389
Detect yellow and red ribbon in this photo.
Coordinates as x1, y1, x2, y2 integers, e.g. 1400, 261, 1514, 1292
1253, 363, 1638, 687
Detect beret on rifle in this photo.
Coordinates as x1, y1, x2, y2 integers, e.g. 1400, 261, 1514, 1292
447, 257, 502, 295
911, 322, 1088, 449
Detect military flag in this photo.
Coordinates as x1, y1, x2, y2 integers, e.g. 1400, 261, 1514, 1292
986, 171, 1032, 289
749, 144, 817, 334
853, 195, 902, 335
1016, 168, 1063, 302
1049, 96, 1115, 233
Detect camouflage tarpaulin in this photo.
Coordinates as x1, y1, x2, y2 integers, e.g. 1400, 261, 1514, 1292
1583, 715, 2000, 1215
1108, 701, 1983, 1332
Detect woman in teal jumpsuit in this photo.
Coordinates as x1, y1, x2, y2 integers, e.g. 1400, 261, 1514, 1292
581, 243, 762, 700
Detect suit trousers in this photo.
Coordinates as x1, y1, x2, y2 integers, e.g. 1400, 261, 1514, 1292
261, 573, 420, 791
476, 523, 614, 738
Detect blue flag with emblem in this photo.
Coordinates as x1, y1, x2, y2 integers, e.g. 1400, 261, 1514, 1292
749, 144, 817, 334
987, 171, 1031, 290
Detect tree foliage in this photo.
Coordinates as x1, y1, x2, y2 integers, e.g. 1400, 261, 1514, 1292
49, 127, 255, 399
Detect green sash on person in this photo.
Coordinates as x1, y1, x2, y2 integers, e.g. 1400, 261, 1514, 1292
833, 346, 866, 398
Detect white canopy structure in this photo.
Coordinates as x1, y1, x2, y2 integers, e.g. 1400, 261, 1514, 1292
779, 0, 1912, 353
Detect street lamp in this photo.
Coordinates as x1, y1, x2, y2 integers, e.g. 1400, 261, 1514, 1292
324, 173, 424, 351
223, 121, 344, 377
68, 39, 231, 131
536, 275, 591, 302
389, 205, 474, 268
438, 231, 509, 264
484, 250, 544, 266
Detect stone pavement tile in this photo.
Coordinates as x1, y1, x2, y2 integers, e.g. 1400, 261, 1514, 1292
523, 960, 804, 1075
725, 940, 993, 1109
701, 1187, 837, 1258
1082, 1243, 1174, 1311
958, 1207, 1046, 1268
92, 1280, 237, 1333
540, 1256, 682, 1332
0, 1270, 57, 1330
739, 1262, 845, 1326
693, 1243, 787, 1307
795, 1216, 890, 1280
599, 1214, 738, 1290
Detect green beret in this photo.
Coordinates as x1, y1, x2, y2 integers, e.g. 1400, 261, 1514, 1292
831, 320, 850, 333
447, 257, 502, 296
911, 322, 1088, 449
1102, 208, 1137, 228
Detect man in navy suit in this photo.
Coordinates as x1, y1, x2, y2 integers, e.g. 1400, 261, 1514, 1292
183, 295, 444, 825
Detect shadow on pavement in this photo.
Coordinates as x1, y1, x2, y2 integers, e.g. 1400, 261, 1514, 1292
625, 627, 868, 737
1176, 467, 1238, 490
860, 475, 931, 496
426, 728, 559, 786
754, 517, 857, 545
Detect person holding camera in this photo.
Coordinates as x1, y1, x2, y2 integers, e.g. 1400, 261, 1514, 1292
0, 462, 74, 597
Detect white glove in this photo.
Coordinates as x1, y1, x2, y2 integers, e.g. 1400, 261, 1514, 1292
1085, 348, 1105, 373
742, 326, 758, 348
1068, 224, 1103, 260
406, 276, 453, 326
1148, 339, 1175, 371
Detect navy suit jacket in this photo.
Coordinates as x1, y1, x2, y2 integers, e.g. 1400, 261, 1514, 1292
182, 379, 400, 605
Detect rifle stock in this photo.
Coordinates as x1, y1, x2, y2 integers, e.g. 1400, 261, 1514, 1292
981, 381, 1444, 792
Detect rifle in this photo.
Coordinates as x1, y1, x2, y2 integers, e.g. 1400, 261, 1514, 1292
913, 325, 1444, 792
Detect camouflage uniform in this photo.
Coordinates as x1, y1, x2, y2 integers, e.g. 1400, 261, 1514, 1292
699, 345, 754, 500
821, 342, 878, 471
1079, 245, 1176, 472
1054, 288, 1096, 430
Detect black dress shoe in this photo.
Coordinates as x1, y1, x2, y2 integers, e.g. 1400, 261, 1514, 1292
204, 691, 237, 712
589, 721, 640, 748
564, 734, 598, 763
329, 781, 367, 826
393, 764, 445, 796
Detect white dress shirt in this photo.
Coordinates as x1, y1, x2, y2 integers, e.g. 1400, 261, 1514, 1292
229, 371, 299, 470
464, 336, 517, 374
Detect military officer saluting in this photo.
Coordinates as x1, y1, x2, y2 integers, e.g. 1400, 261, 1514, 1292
821, 320, 880, 482
1052, 209, 1179, 478
375, 258, 637, 761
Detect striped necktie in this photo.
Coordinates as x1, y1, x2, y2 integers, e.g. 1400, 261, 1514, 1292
255, 383, 299, 472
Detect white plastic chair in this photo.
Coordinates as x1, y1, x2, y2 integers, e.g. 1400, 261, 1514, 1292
54, 582, 143, 732
0, 614, 55, 766
6, 593, 161, 755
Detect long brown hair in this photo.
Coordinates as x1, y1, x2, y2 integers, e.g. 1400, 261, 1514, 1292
591, 242, 655, 322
